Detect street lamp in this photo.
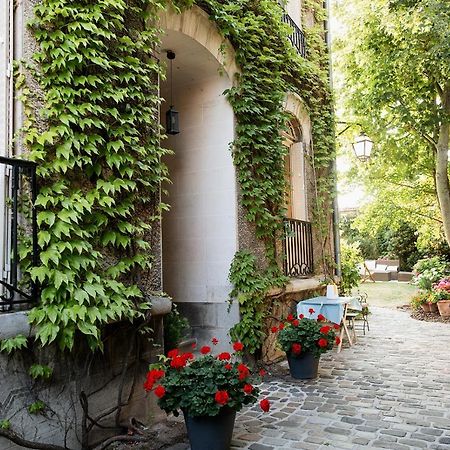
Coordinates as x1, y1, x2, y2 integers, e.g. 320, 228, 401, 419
351, 132, 373, 162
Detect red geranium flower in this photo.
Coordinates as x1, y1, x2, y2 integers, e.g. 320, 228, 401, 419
243, 384, 253, 394
233, 342, 244, 352
182, 352, 194, 361
167, 349, 178, 358
224, 363, 232, 370
154, 385, 166, 398
299, 314, 304, 319
170, 355, 187, 369
335, 337, 341, 345
259, 369, 266, 377
291, 343, 302, 354
292, 319, 299, 327
308, 308, 315, 314
218, 352, 231, 360
215, 390, 229, 405
287, 313, 294, 322
237, 363, 250, 380
279, 323, 285, 330
144, 369, 165, 392
318, 338, 328, 348
212, 337, 219, 345
260, 399, 270, 412
191, 342, 197, 349
271, 326, 278, 333
317, 314, 326, 321
200, 346, 211, 354
320, 326, 331, 334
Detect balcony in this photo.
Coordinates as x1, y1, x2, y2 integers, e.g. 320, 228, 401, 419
0, 156, 38, 311
282, 13, 306, 58
283, 218, 313, 277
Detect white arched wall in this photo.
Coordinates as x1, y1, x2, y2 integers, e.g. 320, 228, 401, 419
159, 7, 239, 350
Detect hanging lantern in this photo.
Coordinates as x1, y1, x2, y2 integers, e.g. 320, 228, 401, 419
352, 132, 373, 162
165, 50, 180, 135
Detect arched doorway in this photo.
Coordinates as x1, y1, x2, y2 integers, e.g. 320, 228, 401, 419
159, 13, 239, 349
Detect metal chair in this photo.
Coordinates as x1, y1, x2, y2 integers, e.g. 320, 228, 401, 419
346, 292, 370, 339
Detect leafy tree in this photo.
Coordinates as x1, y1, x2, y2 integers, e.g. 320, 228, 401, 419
335, 0, 450, 246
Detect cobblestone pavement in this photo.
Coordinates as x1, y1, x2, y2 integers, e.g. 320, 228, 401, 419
165, 306, 450, 450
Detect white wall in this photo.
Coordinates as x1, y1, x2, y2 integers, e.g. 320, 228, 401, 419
162, 74, 237, 309
285, 0, 303, 29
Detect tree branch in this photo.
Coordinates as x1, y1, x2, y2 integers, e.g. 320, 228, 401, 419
0, 428, 74, 450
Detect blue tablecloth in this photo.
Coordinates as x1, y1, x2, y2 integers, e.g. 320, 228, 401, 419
296, 296, 362, 325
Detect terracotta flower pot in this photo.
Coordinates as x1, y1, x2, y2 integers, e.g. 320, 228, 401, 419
429, 303, 439, 314
437, 300, 450, 318
421, 303, 431, 313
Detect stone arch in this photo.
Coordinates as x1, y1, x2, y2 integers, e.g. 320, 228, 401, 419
283, 92, 312, 143
158, 6, 239, 81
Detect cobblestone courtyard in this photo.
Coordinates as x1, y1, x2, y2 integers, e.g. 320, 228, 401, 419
165, 306, 450, 450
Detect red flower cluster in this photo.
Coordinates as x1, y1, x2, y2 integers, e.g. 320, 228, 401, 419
308, 308, 315, 314
299, 314, 304, 319
243, 384, 253, 394
212, 337, 219, 345
215, 390, 229, 405
287, 313, 294, 321
292, 319, 299, 327
233, 342, 244, 352
317, 314, 326, 321
170, 352, 194, 369
318, 338, 328, 348
291, 343, 302, 354
320, 325, 331, 334
237, 363, 250, 380
154, 385, 166, 398
333, 324, 340, 330
218, 352, 231, 360
335, 337, 341, 345
144, 369, 165, 392
260, 399, 270, 412
271, 326, 278, 333
200, 346, 211, 354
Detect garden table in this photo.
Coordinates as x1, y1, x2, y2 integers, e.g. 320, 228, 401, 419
296, 296, 362, 353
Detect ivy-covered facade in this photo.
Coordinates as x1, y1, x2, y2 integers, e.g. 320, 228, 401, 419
0, 0, 337, 446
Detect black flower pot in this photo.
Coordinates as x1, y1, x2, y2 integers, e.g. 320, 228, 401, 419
287, 351, 320, 379
183, 407, 236, 450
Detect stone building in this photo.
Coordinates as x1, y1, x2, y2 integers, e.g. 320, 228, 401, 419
0, 0, 338, 447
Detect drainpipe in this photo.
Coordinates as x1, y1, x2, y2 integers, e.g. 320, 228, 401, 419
324, 0, 342, 278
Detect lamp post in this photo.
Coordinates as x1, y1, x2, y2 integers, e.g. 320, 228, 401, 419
352, 132, 373, 162
165, 50, 179, 135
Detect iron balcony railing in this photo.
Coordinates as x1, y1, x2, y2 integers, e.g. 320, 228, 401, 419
282, 13, 307, 58
283, 218, 313, 277
0, 156, 38, 311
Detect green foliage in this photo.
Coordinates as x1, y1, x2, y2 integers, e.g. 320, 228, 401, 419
228, 251, 287, 355
28, 400, 46, 414
335, 0, 450, 248
276, 317, 337, 359
0, 420, 11, 430
28, 364, 53, 380
150, 350, 261, 417
412, 257, 450, 291
409, 291, 430, 310
0, 335, 28, 355
163, 305, 190, 351
339, 240, 362, 296
23, 0, 168, 350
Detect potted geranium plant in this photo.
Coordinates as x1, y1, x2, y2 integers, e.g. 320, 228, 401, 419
433, 278, 450, 317
273, 312, 340, 379
144, 340, 270, 450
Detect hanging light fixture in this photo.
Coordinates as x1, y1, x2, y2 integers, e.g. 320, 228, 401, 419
165, 50, 179, 135
352, 132, 373, 162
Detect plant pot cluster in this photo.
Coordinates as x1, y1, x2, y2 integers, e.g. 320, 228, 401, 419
411, 277, 450, 318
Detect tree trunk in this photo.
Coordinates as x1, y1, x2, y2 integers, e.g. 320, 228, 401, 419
435, 85, 450, 247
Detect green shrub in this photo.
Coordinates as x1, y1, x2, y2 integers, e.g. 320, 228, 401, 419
163, 305, 190, 352
412, 257, 450, 291
340, 240, 363, 295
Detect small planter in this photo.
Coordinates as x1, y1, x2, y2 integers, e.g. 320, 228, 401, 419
183, 407, 236, 450
437, 300, 450, 318
287, 351, 320, 379
429, 302, 439, 314
421, 303, 431, 313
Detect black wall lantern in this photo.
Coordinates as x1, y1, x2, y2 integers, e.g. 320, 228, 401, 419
165, 50, 179, 135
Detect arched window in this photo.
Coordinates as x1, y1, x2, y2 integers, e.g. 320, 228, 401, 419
283, 117, 308, 221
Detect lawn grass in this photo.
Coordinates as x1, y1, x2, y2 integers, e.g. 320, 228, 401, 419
352, 281, 418, 309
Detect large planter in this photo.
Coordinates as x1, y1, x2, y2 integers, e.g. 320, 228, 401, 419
421, 303, 431, 313
437, 300, 450, 318
429, 302, 439, 314
183, 407, 236, 450
287, 351, 320, 379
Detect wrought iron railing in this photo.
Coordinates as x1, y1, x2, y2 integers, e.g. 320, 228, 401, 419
283, 218, 313, 277
282, 13, 307, 58
0, 156, 38, 310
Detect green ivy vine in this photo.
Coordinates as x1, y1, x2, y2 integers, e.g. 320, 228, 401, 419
17, 0, 335, 357
23, 0, 169, 350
